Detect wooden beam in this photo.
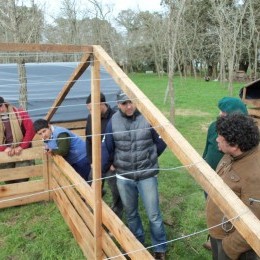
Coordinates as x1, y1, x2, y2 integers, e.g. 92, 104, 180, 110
42, 153, 51, 201
0, 147, 43, 163
0, 191, 49, 209
248, 108, 260, 118
243, 99, 260, 107
52, 155, 153, 259
52, 175, 96, 259
91, 53, 103, 260
0, 165, 43, 182
0, 180, 45, 198
0, 42, 92, 53
51, 163, 125, 259
54, 120, 86, 130
45, 52, 91, 121
93, 45, 260, 255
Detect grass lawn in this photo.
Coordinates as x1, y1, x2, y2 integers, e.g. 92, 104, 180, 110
0, 74, 245, 259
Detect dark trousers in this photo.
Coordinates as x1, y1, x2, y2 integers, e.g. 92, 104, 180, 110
210, 237, 260, 260
89, 169, 123, 219
106, 170, 123, 219
72, 157, 91, 182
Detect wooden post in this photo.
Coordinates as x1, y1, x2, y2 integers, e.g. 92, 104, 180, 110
91, 54, 102, 259
42, 152, 51, 201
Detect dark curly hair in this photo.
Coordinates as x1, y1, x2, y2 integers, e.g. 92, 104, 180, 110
216, 113, 259, 152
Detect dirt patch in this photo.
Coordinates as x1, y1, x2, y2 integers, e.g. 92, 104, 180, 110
162, 109, 210, 117
176, 108, 210, 116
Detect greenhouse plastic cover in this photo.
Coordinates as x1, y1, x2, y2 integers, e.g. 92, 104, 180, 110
0, 62, 120, 122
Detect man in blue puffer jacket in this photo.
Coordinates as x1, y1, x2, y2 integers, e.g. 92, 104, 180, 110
102, 90, 167, 260
34, 119, 90, 181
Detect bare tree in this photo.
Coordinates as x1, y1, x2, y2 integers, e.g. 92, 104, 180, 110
247, 0, 260, 80
162, 0, 186, 123
210, 0, 249, 95
0, 0, 43, 109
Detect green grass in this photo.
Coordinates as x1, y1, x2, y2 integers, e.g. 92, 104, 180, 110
0, 74, 245, 259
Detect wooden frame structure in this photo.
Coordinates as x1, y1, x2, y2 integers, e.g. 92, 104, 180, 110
240, 78, 260, 126
1, 43, 260, 258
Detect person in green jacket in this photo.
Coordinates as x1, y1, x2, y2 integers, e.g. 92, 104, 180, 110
202, 97, 248, 250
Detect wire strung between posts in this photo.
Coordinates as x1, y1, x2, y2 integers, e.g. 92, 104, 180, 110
0, 120, 168, 148
0, 58, 131, 83
0, 160, 203, 205
104, 210, 249, 260
0, 159, 251, 259
0, 75, 121, 88
0, 95, 139, 123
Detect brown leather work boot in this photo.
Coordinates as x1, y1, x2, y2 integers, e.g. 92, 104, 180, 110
203, 236, 212, 251
153, 252, 166, 260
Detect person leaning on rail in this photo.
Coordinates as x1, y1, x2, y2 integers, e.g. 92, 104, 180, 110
33, 119, 90, 182
206, 113, 260, 260
0, 96, 35, 184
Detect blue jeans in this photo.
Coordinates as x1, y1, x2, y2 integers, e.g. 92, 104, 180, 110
117, 176, 167, 252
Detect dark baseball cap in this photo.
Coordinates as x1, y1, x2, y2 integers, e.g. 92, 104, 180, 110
116, 90, 130, 104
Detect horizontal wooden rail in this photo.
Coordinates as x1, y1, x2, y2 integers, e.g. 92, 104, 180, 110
51, 161, 126, 259
0, 191, 49, 209
0, 165, 42, 182
0, 147, 50, 208
52, 155, 153, 259
0, 147, 43, 163
0, 180, 48, 208
0, 180, 45, 198
0, 43, 92, 53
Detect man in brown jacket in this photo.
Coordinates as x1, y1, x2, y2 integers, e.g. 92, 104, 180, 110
206, 113, 260, 260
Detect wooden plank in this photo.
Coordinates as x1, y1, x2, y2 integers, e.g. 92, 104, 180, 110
54, 120, 86, 130
71, 129, 85, 139
91, 53, 103, 260
0, 180, 45, 198
0, 164, 43, 182
243, 99, 260, 107
51, 163, 125, 259
0, 191, 49, 209
0, 147, 43, 163
248, 108, 260, 118
93, 45, 260, 255
42, 153, 51, 201
52, 155, 153, 259
0, 42, 92, 53
51, 176, 96, 259
45, 53, 91, 121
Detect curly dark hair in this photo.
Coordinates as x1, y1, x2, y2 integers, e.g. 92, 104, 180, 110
216, 113, 259, 152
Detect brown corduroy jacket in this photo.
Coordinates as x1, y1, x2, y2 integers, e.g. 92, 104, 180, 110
206, 145, 260, 259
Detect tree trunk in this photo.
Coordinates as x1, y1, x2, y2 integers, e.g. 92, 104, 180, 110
17, 58, 28, 110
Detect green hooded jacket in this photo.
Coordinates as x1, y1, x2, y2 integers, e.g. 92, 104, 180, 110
203, 97, 248, 170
